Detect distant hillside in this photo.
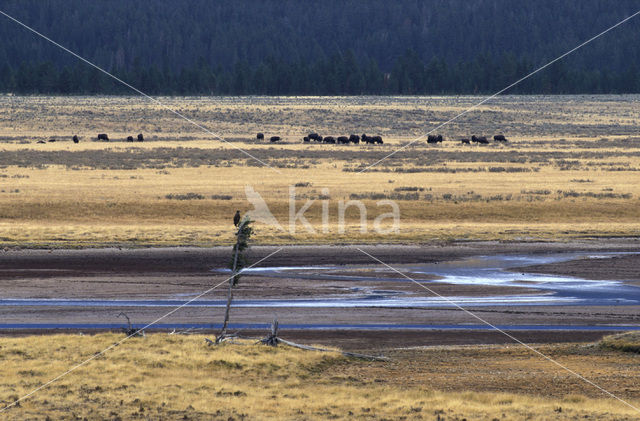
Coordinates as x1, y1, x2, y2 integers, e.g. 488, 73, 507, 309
1, 0, 640, 94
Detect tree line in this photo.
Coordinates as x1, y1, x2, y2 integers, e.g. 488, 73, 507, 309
2, 50, 639, 95
1, 0, 640, 95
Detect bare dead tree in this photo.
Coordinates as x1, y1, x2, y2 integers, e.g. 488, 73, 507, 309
260, 319, 280, 346
117, 312, 144, 337
216, 217, 253, 343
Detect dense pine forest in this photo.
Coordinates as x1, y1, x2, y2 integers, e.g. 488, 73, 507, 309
1, 0, 640, 95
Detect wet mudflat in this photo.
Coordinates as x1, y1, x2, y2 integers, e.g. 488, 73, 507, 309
0, 240, 639, 346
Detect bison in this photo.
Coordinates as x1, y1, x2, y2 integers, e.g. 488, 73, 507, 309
303, 136, 310, 142
323, 136, 336, 144
48, 138, 56, 142
137, 133, 144, 142
72, 135, 79, 143
337, 136, 349, 144
349, 134, 360, 144
308, 133, 319, 141
428, 134, 443, 143
270, 136, 281, 142
97, 133, 109, 141
316, 135, 323, 142
257, 133, 264, 140
472, 135, 489, 144
126, 136, 134, 142
460, 138, 470, 144
362, 134, 383, 144
36, 140, 46, 144
494, 134, 507, 142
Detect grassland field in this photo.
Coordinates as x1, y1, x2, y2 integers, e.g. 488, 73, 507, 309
1, 95, 640, 247
2, 333, 640, 420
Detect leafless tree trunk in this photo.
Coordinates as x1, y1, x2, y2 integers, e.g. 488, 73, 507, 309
216, 218, 251, 343
217, 243, 240, 341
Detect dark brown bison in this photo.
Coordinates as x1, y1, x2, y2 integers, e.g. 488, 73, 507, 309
257, 133, 264, 140
323, 136, 336, 144
349, 134, 360, 144
337, 136, 349, 144
303, 136, 310, 142
137, 133, 144, 142
472, 135, 489, 144
126, 136, 134, 142
460, 138, 470, 144
72, 135, 79, 143
362, 134, 383, 144
270, 136, 281, 142
308, 133, 319, 141
428, 134, 443, 143
97, 133, 109, 141
316, 135, 323, 142
494, 134, 507, 142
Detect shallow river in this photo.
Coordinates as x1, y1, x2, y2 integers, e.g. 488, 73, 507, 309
2, 252, 639, 331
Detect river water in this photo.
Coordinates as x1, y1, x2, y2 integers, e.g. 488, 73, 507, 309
2, 252, 639, 331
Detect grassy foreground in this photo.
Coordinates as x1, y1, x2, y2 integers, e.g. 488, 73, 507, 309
1, 333, 639, 420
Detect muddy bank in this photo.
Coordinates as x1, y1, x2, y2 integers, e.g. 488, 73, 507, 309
276, 329, 613, 351
515, 253, 640, 282
0, 328, 615, 351
0, 239, 638, 276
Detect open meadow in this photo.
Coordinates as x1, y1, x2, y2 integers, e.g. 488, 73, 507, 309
2, 332, 640, 420
0, 95, 640, 246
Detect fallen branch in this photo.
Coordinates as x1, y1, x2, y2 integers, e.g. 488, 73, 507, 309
206, 334, 240, 346
277, 338, 390, 361
258, 319, 388, 361
169, 327, 203, 335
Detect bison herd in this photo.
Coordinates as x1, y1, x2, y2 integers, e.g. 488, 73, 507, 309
429, 134, 509, 145
444, 134, 509, 145
36, 130, 507, 146
34, 133, 146, 144
96, 133, 143, 142
258, 132, 384, 145
38, 133, 145, 144
256, 131, 507, 146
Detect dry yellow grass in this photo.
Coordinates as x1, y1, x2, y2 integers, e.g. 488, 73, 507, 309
600, 331, 640, 353
1, 96, 640, 246
1, 333, 639, 420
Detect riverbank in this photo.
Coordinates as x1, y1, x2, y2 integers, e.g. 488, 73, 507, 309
1, 240, 639, 347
